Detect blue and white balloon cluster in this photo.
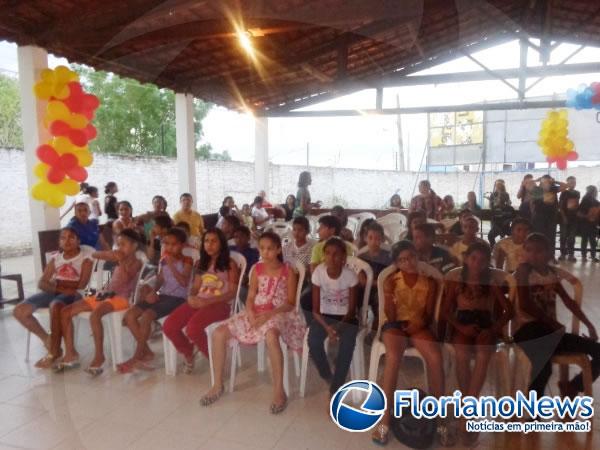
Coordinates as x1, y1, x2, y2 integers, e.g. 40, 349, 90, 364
566, 83, 600, 110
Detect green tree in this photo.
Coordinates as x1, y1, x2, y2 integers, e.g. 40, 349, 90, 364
72, 65, 228, 160
0, 73, 23, 149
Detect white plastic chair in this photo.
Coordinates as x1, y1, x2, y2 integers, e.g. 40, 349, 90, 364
346, 216, 359, 240
264, 222, 292, 241
442, 268, 516, 397
367, 262, 443, 388
376, 212, 407, 228
227, 260, 306, 394
163, 251, 247, 376
511, 267, 591, 396
299, 256, 373, 399
76, 259, 149, 371
349, 212, 377, 240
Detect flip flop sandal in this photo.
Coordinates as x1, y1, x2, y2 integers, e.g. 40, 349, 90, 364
371, 423, 390, 446
117, 360, 137, 374
84, 366, 104, 377
53, 360, 80, 373
183, 352, 197, 374
134, 360, 156, 371
34, 354, 58, 369
200, 386, 225, 407
270, 398, 288, 415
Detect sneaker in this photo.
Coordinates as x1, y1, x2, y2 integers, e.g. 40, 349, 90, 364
558, 255, 566, 261
592, 258, 600, 263
568, 255, 577, 262
582, 255, 588, 262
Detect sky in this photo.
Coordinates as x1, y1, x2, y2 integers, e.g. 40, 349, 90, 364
2, 38, 600, 170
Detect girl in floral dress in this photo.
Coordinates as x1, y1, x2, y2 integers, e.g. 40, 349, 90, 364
201, 232, 303, 414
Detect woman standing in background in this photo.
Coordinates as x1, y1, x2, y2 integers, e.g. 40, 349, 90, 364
104, 182, 119, 221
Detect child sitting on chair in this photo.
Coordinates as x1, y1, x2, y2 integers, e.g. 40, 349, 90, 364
442, 242, 512, 445
146, 215, 173, 266
163, 228, 239, 373
13, 227, 94, 369
358, 222, 391, 338
514, 233, 600, 398
371, 240, 444, 446
58, 229, 144, 375
449, 215, 486, 265
119, 227, 193, 372
308, 238, 359, 397
201, 232, 303, 413
493, 218, 530, 273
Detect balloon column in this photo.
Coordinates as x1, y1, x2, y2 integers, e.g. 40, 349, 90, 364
30, 66, 100, 208
565, 83, 600, 110
538, 109, 578, 170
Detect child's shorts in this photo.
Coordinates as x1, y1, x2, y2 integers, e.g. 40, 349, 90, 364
136, 294, 185, 319
83, 295, 129, 311
23, 292, 81, 311
455, 310, 492, 329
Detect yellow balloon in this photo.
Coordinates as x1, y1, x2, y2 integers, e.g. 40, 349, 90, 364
31, 181, 48, 201
52, 136, 74, 154
33, 82, 52, 99
33, 162, 49, 179
52, 83, 70, 100
74, 148, 93, 167
57, 178, 80, 195
47, 190, 66, 208
40, 68, 54, 82
54, 65, 78, 83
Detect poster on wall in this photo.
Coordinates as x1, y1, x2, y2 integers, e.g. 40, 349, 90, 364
429, 111, 483, 148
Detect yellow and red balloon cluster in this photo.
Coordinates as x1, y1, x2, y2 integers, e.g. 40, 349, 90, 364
538, 109, 578, 170
30, 66, 100, 208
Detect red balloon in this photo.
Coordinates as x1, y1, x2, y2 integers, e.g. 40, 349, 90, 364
47, 166, 65, 184
84, 124, 97, 140
36, 144, 59, 165
84, 95, 100, 111
50, 120, 71, 136
66, 166, 88, 182
60, 153, 78, 170
68, 129, 88, 147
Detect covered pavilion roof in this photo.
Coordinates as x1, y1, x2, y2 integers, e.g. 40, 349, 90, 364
1, 0, 599, 114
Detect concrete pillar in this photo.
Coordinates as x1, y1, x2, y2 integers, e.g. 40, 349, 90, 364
18, 46, 60, 279
254, 116, 269, 196
175, 93, 197, 201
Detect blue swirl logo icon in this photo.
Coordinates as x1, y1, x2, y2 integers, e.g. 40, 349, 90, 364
330, 380, 387, 432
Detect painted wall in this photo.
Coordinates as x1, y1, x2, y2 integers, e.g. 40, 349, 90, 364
2, 149, 600, 256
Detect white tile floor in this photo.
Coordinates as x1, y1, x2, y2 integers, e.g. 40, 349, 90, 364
1, 255, 599, 449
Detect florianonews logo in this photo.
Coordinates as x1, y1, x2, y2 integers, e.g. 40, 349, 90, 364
330, 380, 387, 432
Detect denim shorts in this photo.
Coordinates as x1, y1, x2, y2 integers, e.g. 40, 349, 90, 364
23, 291, 81, 311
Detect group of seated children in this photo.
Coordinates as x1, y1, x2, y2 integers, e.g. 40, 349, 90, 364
12, 204, 600, 444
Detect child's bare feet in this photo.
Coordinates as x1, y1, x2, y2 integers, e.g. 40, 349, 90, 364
89, 355, 105, 369
200, 385, 225, 406
270, 390, 287, 414
61, 352, 80, 365
35, 353, 59, 369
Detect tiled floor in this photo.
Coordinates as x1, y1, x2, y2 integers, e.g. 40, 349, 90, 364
1, 255, 600, 449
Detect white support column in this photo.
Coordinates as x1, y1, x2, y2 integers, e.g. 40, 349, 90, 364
18, 46, 59, 279
254, 116, 269, 195
175, 93, 197, 201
